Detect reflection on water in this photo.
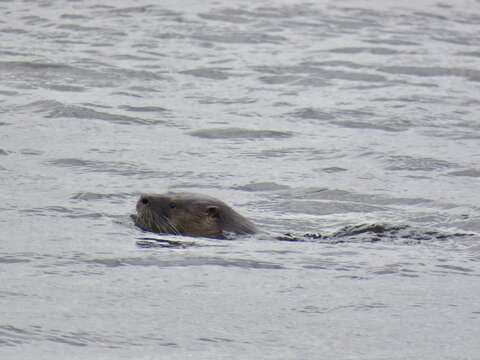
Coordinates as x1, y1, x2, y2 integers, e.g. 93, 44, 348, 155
1, 0, 480, 359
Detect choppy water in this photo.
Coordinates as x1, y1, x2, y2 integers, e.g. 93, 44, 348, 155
1, 0, 480, 358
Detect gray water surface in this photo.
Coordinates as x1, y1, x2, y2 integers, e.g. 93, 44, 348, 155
1, 0, 480, 359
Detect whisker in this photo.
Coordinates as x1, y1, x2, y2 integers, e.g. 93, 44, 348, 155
161, 214, 181, 235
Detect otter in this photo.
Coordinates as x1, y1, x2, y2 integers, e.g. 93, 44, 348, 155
132, 192, 471, 246
133, 192, 258, 239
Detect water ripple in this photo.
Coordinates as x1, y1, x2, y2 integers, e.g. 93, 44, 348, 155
47, 158, 164, 177
385, 155, 457, 171
188, 128, 293, 140
0, 325, 177, 348
89, 256, 284, 269
46, 104, 158, 125
377, 66, 480, 82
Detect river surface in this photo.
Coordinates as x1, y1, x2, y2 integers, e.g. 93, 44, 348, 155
1, 0, 480, 359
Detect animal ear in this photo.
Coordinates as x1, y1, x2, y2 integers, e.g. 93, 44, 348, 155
206, 205, 219, 219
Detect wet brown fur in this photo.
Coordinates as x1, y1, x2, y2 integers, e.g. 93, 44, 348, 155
134, 192, 257, 238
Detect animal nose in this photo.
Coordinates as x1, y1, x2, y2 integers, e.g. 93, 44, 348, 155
140, 197, 149, 205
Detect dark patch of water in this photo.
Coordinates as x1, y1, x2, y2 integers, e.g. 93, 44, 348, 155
188, 128, 293, 139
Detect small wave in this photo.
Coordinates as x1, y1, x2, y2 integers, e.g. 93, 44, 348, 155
435, 264, 474, 273
188, 127, 292, 139
0, 28, 28, 34
193, 31, 286, 44
296, 302, 389, 314
0, 90, 18, 96
89, 256, 284, 269
107, 5, 154, 15
0, 325, 32, 346
20, 206, 103, 219
447, 169, 480, 178
253, 63, 387, 83
364, 38, 420, 46
329, 46, 400, 55
377, 66, 480, 82
248, 146, 341, 160
0, 61, 112, 87
0, 290, 28, 298
57, 24, 110, 33
0, 60, 165, 89
154, 32, 186, 40
118, 105, 168, 113
232, 182, 290, 192
45, 84, 86, 92
113, 54, 158, 62
60, 14, 89, 20
197, 96, 257, 105
47, 157, 163, 177
385, 155, 457, 171
271, 187, 432, 207
181, 67, 235, 80
291, 108, 334, 121
198, 337, 235, 343
136, 238, 195, 249
0, 61, 72, 71
290, 107, 407, 132
27, 100, 163, 125
20, 149, 43, 155
321, 167, 347, 173
457, 51, 480, 58
0, 324, 176, 348
278, 200, 387, 216
305, 60, 365, 70
431, 34, 473, 46
0, 256, 31, 264
316, 69, 387, 82
46, 104, 148, 124
369, 264, 420, 277
259, 75, 301, 85
71, 192, 133, 201
335, 120, 404, 132
198, 12, 253, 24
278, 223, 473, 244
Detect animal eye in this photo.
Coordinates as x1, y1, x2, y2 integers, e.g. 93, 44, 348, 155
169, 203, 176, 209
